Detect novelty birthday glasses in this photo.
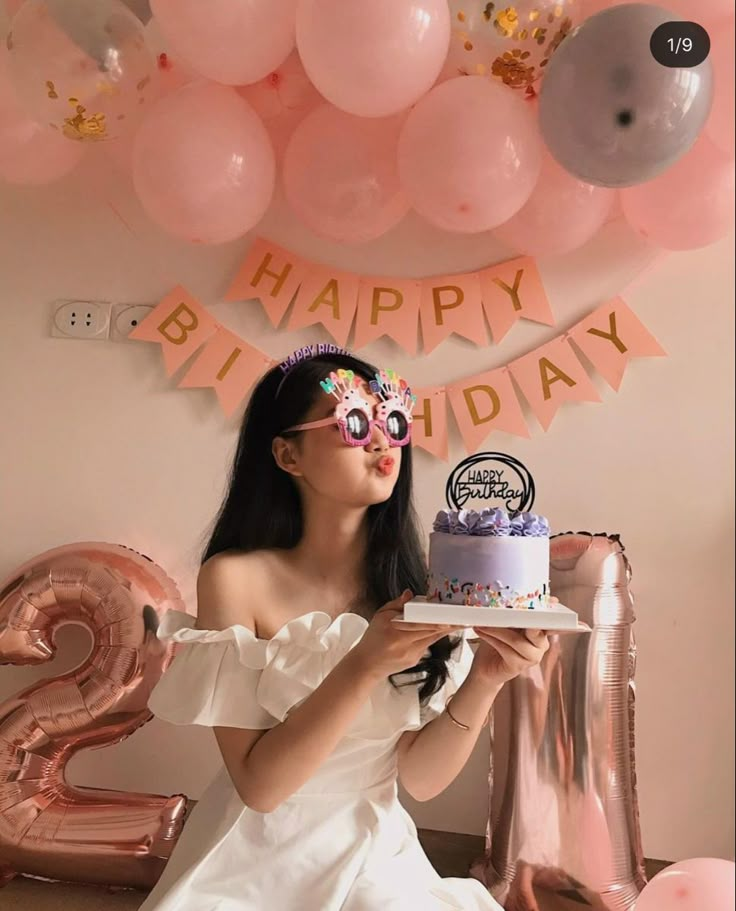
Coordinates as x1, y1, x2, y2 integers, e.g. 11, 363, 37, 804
285, 368, 416, 447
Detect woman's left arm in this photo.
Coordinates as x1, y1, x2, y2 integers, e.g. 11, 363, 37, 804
397, 628, 549, 802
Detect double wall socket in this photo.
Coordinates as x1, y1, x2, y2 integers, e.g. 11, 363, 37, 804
51, 300, 154, 341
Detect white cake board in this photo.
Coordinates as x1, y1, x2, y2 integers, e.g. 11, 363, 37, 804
396, 597, 588, 633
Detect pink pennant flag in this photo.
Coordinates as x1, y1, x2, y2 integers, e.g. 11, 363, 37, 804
447, 367, 530, 454
479, 256, 555, 343
569, 298, 666, 391
411, 386, 449, 461
419, 272, 487, 354
354, 277, 421, 355
509, 336, 601, 432
287, 265, 359, 347
130, 286, 218, 376
224, 238, 307, 328
177, 327, 276, 417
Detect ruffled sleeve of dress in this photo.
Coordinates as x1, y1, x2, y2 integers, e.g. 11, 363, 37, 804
147, 609, 279, 730
147, 608, 373, 731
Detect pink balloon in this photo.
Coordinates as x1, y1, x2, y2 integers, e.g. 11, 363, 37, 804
296, 0, 450, 117
621, 135, 735, 250
132, 82, 276, 245
237, 50, 322, 159
150, 0, 297, 85
493, 151, 615, 255
102, 22, 199, 175
707, 20, 735, 156
0, 50, 84, 185
398, 76, 542, 233
144, 16, 199, 95
636, 858, 735, 911
283, 104, 410, 244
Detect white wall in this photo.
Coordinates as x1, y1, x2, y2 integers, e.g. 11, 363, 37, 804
1, 155, 734, 862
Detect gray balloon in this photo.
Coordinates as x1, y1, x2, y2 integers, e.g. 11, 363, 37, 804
538, 3, 713, 188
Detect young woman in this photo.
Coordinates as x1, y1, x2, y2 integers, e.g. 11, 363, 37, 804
141, 350, 549, 911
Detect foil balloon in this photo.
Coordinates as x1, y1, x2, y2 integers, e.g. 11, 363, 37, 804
444, 0, 581, 94
5, 0, 155, 142
0, 543, 190, 890
538, 4, 714, 188
471, 533, 646, 910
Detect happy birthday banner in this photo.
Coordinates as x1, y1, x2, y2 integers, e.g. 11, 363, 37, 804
223, 238, 557, 354
130, 242, 666, 460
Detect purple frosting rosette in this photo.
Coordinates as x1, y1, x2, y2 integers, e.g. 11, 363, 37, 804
434, 508, 549, 537
509, 511, 550, 537
432, 510, 456, 534
476, 507, 511, 536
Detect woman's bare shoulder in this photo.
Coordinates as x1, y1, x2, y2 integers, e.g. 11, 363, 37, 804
195, 549, 278, 632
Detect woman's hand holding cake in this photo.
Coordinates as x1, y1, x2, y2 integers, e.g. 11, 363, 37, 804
468, 627, 550, 686
349, 590, 465, 679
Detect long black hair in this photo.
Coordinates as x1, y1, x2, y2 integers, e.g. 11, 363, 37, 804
200, 351, 461, 704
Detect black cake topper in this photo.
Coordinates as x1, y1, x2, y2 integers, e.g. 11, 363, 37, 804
445, 452, 535, 515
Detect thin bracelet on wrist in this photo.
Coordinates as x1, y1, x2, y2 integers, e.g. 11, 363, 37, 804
444, 693, 490, 731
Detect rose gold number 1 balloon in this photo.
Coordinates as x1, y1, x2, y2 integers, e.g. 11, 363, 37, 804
0, 543, 189, 890
472, 533, 646, 911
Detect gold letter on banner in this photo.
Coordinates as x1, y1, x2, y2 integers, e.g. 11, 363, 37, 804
447, 367, 530, 453
224, 238, 306, 328
433, 285, 463, 325
569, 298, 666, 391
587, 310, 627, 353
411, 387, 449, 460
479, 256, 555, 343
308, 278, 341, 319
465, 384, 501, 423
178, 328, 276, 417
509, 336, 601, 431
420, 273, 487, 354
288, 267, 359, 347
354, 278, 421, 354
371, 287, 403, 323
130, 286, 219, 376
539, 358, 577, 401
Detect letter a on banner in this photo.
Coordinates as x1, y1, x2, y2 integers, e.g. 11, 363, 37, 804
288, 266, 359, 346
509, 336, 601, 431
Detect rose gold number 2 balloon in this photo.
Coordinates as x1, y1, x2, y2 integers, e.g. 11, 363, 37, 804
0, 542, 189, 890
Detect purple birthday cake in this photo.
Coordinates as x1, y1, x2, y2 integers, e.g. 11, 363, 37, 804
428, 508, 552, 611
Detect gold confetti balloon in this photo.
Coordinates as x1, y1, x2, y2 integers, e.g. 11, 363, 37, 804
5, 0, 155, 142
445, 1, 580, 94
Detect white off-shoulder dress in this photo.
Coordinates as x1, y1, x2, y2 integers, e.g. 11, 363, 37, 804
140, 609, 501, 911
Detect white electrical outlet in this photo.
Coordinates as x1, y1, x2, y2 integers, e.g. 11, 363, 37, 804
51, 300, 111, 340
110, 303, 154, 342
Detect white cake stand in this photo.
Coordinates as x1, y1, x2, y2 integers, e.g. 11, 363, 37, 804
396, 596, 589, 633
